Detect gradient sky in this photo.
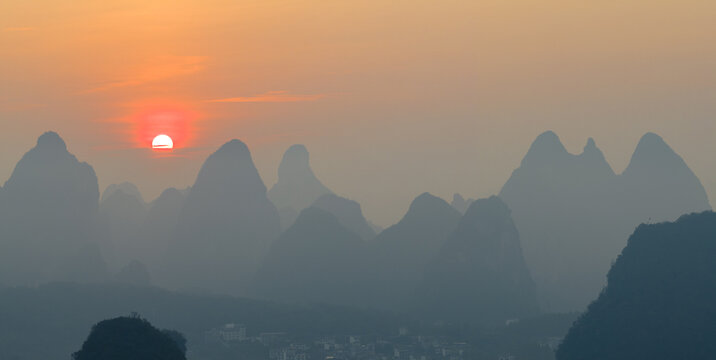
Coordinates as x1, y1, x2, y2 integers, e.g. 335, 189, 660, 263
2, 0, 716, 225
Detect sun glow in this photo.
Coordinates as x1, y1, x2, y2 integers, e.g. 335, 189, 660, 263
152, 134, 174, 149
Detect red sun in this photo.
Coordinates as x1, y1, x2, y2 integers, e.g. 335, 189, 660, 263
152, 134, 174, 150
130, 104, 197, 151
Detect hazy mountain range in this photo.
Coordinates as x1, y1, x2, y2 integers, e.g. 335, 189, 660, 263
0, 132, 108, 285
0, 130, 709, 327
500, 131, 710, 311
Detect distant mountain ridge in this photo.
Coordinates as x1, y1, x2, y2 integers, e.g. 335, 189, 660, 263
165, 139, 281, 295
368, 193, 462, 309
99, 182, 147, 270
268, 144, 333, 229
500, 131, 711, 311
253, 207, 370, 306
0, 132, 108, 285
312, 194, 377, 241
416, 196, 538, 325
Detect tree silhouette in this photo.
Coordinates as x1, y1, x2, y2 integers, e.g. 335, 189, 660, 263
72, 315, 186, 360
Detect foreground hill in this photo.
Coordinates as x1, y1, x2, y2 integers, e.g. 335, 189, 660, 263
73, 316, 186, 360
0, 282, 414, 360
557, 211, 716, 360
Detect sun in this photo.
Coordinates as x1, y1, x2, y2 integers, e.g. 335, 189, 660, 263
152, 134, 174, 150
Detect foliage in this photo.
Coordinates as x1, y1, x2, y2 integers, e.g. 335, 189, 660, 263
72, 315, 186, 360
557, 211, 716, 359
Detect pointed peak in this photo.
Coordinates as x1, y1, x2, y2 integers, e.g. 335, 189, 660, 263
584, 137, 596, 151
202, 139, 256, 172
36, 131, 67, 152
453, 193, 465, 203
215, 139, 250, 155
580, 137, 605, 158
278, 144, 312, 178
625, 132, 682, 174
634, 132, 670, 153
521, 131, 569, 165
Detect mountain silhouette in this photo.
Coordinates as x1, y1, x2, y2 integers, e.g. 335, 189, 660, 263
499, 131, 711, 311
0, 131, 108, 285
312, 194, 376, 241
417, 196, 538, 326
557, 211, 716, 360
253, 207, 370, 306
618, 132, 711, 223
139, 187, 186, 285
165, 139, 281, 295
99, 183, 147, 270
101, 182, 144, 203
450, 193, 474, 214
369, 193, 461, 309
268, 144, 333, 229
73, 315, 186, 360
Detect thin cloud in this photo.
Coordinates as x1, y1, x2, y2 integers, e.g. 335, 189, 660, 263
83, 55, 208, 93
207, 91, 325, 103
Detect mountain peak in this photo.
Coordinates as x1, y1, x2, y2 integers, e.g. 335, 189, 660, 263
268, 144, 332, 216
405, 192, 457, 220
192, 138, 265, 194
412, 192, 444, 207
624, 132, 682, 175
418, 194, 537, 325
214, 139, 251, 158
102, 182, 143, 203
278, 144, 310, 174
521, 131, 569, 166
584, 137, 596, 151
276, 144, 316, 182
312, 194, 376, 241
578, 137, 615, 176
166, 138, 280, 294
36, 131, 67, 152
634, 132, 670, 155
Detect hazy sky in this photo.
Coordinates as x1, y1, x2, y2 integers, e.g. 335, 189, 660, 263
2, 0, 716, 225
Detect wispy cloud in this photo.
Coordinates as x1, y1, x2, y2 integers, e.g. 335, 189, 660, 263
207, 91, 325, 103
3, 27, 35, 32
83, 55, 208, 93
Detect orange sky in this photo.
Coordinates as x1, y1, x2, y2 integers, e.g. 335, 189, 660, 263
2, 0, 716, 225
